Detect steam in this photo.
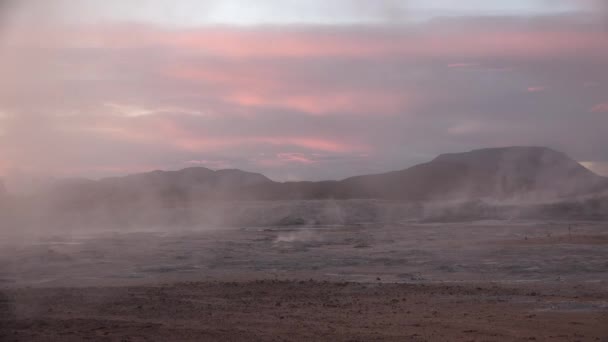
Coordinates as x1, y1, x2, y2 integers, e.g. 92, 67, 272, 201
1, 146, 607, 241
1, 4, 607, 341
275, 230, 322, 244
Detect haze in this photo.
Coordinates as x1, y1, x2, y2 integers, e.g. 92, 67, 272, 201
2, 3, 608, 341
0, 0, 606, 191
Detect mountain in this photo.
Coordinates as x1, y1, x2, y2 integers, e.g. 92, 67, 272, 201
46, 147, 607, 209
0, 179, 6, 197
48, 167, 273, 210
334, 146, 606, 200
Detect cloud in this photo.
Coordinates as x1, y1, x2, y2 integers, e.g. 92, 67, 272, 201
527, 86, 547, 93
1, 9, 608, 182
186, 159, 233, 169
447, 121, 486, 135
447, 63, 480, 68
276, 153, 318, 165
583, 81, 600, 88
104, 102, 204, 117
590, 103, 608, 113
580, 161, 608, 176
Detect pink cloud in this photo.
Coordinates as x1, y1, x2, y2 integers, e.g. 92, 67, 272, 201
254, 137, 365, 153
12, 24, 608, 61
223, 91, 409, 115
7, 23, 607, 120
86, 114, 366, 153
527, 86, 547, 93
583, 81, 600, 88
166, 65, 411, 115
590, 103, 608, 113
165, 66, 274, 90
277, 153, 317, 164
163, 29, 604, 60
3, 18, 608, 181
448, 63, 479, 68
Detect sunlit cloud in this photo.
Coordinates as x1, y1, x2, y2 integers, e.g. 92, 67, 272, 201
277, 153, 317, 164
447, 62, 479, 68
527, 86, 547, 93
583, 81, 600, 88
447, 121, 485, 136
186, 159, 234, 169
104, 103, 204, 118
580, 161, 608, 176
590, 103, 608, 113
0, 1, 607, 182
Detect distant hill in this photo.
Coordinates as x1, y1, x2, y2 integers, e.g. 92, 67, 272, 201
333, 146, 606, 201
0, 179, 6, 197
48, 167, 274, 210
45, 147, 608, 210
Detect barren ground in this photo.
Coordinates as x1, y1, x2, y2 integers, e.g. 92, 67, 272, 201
1, 280, 607, 341
1, 219, 607, 341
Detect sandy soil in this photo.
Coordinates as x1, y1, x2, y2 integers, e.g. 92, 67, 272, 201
1, 280, 607, 341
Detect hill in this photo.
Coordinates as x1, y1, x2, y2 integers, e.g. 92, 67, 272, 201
334, 146, 606, 201
44, 147, 608, 208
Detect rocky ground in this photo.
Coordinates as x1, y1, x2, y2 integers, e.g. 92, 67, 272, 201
1, 280, 607, 341
1, 219, 607, 341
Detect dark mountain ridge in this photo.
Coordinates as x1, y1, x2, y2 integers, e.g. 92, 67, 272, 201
335, 146, 605, 200
34, 147, 608, 210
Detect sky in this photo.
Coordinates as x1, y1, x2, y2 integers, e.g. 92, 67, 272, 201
0, 0, 607, 188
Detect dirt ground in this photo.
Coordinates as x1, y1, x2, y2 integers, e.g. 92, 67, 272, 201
2, 221, 607, 286
1, 219, 607, 341
1, 280, 607, 341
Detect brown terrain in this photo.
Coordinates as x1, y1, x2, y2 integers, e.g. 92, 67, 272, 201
1, 220, 607, 341
1, 280, 607, 342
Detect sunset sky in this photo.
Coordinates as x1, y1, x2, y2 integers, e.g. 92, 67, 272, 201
0, 0, 607, 186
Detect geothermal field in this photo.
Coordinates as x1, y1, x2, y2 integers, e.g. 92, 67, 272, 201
3, 0, 608, 340
2, 213, 608, 287
1, 198, 607, 341
2, 147, 608, 341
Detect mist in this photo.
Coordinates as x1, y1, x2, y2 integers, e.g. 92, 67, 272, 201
1, 2, 608, 341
